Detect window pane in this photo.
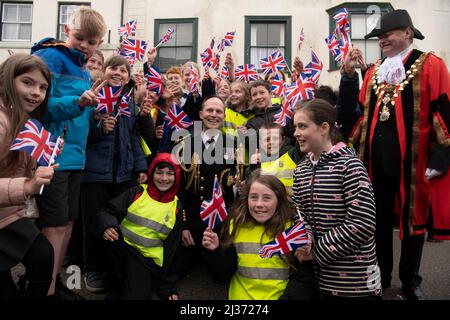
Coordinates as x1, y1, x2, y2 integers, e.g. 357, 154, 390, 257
267, 23, 284, 46
18, 24, 31, 40
60, 5, 80, 24
2, 23, 18, 39
366, 40, 381, 65
176, 23, 192, 46
351, 14, 366, 39
176, 47, 191, 61
3, 4, 18, 22
158, 47, 177, 70
19, 5, 32, 22
252, 24, 267, 46
59, 25, 66, 41
251, 47, 268, 67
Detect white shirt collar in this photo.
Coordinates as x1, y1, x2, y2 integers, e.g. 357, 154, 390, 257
399, 45, 413, 62
201, 130, 220, 145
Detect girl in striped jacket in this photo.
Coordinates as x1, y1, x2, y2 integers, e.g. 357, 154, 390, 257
290, 99, 382, 299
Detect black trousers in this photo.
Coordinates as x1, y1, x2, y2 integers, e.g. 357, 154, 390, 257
169, 226, 206, 282
372, 166, 424, 289
0, 234, 54, 299
80, 181, 136, 272
105, 240, 157, 300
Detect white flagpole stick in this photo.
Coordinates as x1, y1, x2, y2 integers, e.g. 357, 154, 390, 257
39, 136, 62, 195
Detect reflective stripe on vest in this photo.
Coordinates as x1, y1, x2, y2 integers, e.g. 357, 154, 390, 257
229, 222, 291, 300
221, 107, 253, 137
237, 266, 289, 280
120, 184, 178, 267
260, 152, 296, 187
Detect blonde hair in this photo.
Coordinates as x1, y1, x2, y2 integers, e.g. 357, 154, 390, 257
67, 6, 107, 39
181, 61, 200, 75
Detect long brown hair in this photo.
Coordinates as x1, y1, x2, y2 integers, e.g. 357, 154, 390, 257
221, 169, 295, 248
297, 98, 342, 144
0, 53, 51, 173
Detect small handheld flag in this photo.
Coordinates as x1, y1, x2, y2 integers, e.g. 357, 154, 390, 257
118, 19, 137, 38
10, 119, 63, 167
155, 28, 175, 48
95, 86, 122, 114
200, 175, 228, 230
259, 220, 310, 258
164, 103, 193, 130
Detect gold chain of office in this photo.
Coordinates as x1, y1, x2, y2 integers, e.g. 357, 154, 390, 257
371, 53, 427, 122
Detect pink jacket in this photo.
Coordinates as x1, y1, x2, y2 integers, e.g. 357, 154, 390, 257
0, 110, 36, 229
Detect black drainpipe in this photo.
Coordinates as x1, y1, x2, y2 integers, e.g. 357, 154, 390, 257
120, 0, 125, 25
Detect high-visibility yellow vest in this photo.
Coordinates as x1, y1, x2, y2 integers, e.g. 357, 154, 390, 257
229, 221, 291, 300
222, 107, 254, 137
139, 108, 158, 157
119, 184, 178, 267
260, 152, 296, 187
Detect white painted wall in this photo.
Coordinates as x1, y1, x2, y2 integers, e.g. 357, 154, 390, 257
124, 0, 450, 88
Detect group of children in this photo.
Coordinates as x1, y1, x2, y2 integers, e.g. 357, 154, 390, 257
0, 6, 382, 301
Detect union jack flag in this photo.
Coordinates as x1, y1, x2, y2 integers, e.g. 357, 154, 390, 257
201, 47, 213, 69
164, 103, 193, 130
10, 119, 62, 166
285, 78, 315, 106
302, 48, 323, 84
146, 67, 164, 95
118, 19, 137, 38
220, 65, 229, 80
188, 63, 200, 94
218, 31, 236, 52
117, 90, 132, 118
333, 8, 350, 37
298, 27, 305, 51
234, 64, 259, 82
155, 28, 175, 48
95, 86, 122, 114
325, 33, 343, 62
200, 175, 228, 230
121, 38, 147, 62
259, 220, 309, 258
259, 50, 287, 75
211, 53, 220, 72
271, 72, 285, 97
274, 100, 294, 126
339, 36, 350, 62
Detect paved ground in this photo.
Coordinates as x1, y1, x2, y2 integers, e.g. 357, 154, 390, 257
12, 230, 450, 300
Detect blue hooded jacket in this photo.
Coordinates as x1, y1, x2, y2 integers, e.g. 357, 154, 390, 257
32, 37, 94, 171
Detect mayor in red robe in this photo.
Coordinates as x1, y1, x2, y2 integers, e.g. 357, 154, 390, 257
349, 9, 450, 300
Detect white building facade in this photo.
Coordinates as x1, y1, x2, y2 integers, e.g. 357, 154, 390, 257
0, 0, 122, 60
0, 0, 448, 87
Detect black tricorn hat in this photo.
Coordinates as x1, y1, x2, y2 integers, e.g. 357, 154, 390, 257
365, 9, 424, 40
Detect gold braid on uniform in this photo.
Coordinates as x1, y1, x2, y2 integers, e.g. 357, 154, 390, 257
219, 168, 234, 194
174, 138, 201, 191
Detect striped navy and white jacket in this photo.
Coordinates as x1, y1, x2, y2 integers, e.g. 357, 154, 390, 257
292, 143, 381, 298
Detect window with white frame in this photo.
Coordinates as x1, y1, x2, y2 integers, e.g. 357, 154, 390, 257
1, 2, 32, 41
245, 16, 292, 72
154, 18, 198, 72
58, 3, 90, 41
